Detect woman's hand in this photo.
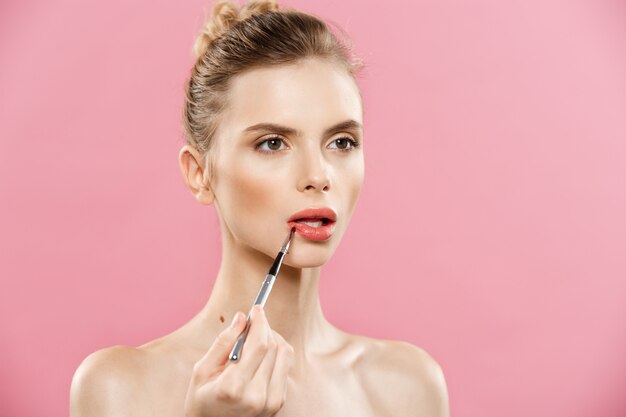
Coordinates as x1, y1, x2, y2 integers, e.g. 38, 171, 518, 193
184, 305, 295, 417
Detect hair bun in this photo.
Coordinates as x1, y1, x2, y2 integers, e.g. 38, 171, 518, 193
193, 0, 280, 59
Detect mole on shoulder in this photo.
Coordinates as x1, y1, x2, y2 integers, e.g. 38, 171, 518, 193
219, 315, 224, 323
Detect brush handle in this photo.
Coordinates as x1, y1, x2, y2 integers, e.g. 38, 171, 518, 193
228, 273, 276, 362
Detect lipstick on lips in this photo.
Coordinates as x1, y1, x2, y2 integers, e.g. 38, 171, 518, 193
287, 207, 337, 241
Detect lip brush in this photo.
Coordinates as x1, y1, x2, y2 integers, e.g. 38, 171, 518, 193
229, 227, 296, 362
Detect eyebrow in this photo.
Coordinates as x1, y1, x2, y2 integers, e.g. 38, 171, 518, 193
242, 119, 362, 137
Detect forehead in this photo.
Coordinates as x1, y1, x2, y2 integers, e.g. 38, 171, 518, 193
220, 58, 362, 134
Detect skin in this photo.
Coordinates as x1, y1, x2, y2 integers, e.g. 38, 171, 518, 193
70, 57, 450, 417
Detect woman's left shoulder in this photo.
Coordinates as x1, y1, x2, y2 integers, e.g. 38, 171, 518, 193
351, 336, 450, 417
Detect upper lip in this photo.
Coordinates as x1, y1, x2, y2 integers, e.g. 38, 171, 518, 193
288, 207, 337, 222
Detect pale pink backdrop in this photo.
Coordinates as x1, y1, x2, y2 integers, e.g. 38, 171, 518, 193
1, 0, 625, 416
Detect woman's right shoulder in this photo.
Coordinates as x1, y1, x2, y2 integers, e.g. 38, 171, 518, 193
70, 345, 148, 417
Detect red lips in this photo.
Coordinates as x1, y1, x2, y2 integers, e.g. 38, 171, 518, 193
288, 207, 337, 222
287, 207, 337, 241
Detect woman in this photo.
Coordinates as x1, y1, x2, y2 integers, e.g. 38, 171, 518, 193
70, 1, 450, 416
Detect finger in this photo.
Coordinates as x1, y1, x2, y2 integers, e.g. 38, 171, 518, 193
244, 331, 277, 417
265, 332, 294, 414
193, 311, 246, 382
224, 304, 269, 381
248, 326, 278, 388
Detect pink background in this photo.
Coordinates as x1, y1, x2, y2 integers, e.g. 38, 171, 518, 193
1, 0, 625, 416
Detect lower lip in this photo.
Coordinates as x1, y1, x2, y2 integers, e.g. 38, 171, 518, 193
287, 220, 336, 241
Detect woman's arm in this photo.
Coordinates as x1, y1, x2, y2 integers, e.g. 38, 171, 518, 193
70, 346, 144, 417
358, 340, 450, 417
407, 345, 450, 417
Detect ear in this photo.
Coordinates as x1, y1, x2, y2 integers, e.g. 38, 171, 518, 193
178, 145, 215, 205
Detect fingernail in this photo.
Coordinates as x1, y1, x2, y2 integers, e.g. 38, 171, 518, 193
230, 312, 241, 329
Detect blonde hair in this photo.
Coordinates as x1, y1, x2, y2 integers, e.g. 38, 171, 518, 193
181, 0, 364, 180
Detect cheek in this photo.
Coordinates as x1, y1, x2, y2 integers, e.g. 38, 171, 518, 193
341, 157, 364, 209
214, 157, 283, 228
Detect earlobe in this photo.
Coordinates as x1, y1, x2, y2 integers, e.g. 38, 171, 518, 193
178, 145, 215, 205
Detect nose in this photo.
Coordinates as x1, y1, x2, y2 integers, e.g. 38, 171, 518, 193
297, 149, 331, 193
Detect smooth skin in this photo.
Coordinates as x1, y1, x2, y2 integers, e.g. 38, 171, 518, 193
70, 57, 450, 417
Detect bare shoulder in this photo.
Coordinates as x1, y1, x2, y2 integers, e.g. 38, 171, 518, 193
352, 336, 450, 417
70, 345, 150, 417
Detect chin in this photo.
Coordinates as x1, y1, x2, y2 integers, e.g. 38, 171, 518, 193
282, 244, 334, 269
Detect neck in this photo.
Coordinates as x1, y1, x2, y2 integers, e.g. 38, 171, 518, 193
195, 226, 338, 364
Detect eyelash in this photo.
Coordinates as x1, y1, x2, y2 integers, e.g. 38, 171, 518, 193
255, 135, 361, 155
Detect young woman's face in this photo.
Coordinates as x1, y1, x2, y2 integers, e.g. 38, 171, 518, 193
208, 57, 364, 268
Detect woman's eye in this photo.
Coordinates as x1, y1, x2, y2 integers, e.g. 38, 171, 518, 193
255, 137, 288, 154
328, 137, 359, 152
255, 135, 360, 155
